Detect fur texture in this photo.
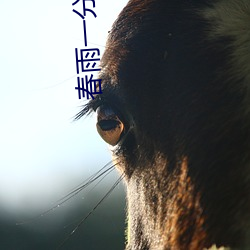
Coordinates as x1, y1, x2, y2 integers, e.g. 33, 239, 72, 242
202, 0, 250, 114
79, 0, 250, 249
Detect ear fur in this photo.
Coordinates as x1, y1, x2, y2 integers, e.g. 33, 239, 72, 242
202, 0, 250, 112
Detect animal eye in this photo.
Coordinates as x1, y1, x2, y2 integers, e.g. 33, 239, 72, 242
96, 105, 125, 146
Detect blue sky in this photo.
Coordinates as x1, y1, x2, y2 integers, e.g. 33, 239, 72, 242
0, 0, 128, 213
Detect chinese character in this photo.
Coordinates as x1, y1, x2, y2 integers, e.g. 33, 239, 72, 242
75, 48, 101, 73
75, 74, 102, 100
72, 0, 97, 46
72, 0, 97, 18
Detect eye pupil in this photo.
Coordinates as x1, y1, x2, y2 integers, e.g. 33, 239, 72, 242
97, 120, 120, 131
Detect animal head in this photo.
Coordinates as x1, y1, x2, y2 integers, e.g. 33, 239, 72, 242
78, 0, 250, 249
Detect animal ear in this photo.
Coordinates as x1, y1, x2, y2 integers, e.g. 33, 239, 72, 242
96, 105, 125, 146
202, 0, 250, 87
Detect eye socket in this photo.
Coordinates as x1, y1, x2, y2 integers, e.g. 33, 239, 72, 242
96, 105, 125, 146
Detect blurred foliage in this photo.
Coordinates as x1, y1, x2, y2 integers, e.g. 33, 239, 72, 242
0, 185, 126, 250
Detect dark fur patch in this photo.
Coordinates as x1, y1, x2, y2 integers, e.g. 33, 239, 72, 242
80, 0, 250, 249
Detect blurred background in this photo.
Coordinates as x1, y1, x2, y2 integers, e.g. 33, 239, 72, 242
0, 0, 128, 249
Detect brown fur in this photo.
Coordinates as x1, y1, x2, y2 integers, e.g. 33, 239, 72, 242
79, 0, 250, 249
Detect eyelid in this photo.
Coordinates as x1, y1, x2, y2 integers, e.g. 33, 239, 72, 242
90, 96, 104, 112
93, 97, 122, 118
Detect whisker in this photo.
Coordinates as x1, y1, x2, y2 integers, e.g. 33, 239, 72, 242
16, 161, 118, 225
60, 166, 116, 231
51, 164, 117, 209
30, 70, 101, 91
56, 161, 117, 203
85, 165, 116, 195
72, 38, 107, 48
56, 172, 125, 250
